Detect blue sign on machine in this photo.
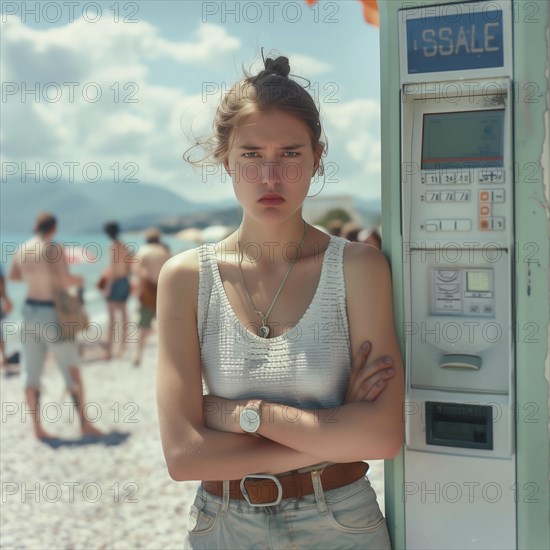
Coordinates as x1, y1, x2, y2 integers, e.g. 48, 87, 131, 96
406, 10, 504, 73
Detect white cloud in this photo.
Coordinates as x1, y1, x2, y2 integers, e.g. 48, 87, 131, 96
287, 53, 332, 76
320, 98, 382, 199
1, 14, 381, 204
346, 131, 381, 174
157, 24, 241, 64
323, 98, 380, 132
1, 15, 242, 201
2, 16, 241, 81
246, 51, 331, 79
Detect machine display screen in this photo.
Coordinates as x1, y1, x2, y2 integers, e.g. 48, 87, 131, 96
467, 271, 491, 293
421, 110, 504, 169
426, 402, 493, 450
405, 9, 504, 73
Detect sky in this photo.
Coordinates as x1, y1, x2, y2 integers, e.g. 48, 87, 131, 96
1, 0, 382, 205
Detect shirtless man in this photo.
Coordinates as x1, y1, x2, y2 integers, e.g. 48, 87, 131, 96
103, 221, 134, 360
132, 228, 171, 367
8, 213, 104, 440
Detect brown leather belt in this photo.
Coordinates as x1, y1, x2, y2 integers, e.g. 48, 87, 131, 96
201, 461, 369, 506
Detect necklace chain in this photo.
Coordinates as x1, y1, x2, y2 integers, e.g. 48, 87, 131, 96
237, 220, 308, 338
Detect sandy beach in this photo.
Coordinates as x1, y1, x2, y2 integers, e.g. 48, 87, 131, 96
0, 331, 385, 549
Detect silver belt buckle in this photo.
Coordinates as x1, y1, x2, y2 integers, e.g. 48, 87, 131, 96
240, 474, 283, 507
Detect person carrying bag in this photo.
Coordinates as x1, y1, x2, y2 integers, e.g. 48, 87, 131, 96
8, 212, 104, 441
46, 245, 89, 342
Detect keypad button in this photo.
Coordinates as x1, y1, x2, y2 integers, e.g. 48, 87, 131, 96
492, 190, 505, 202
479, 219, 490, 230
491, 217, 505, 230
456, 220, 472, 231
480, 205, 491, 216
479, 191, 490, 201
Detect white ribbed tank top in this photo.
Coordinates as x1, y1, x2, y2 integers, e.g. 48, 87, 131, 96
196, 235, 352, 409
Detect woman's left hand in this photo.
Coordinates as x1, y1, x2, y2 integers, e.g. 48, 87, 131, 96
345, 341, 396, 404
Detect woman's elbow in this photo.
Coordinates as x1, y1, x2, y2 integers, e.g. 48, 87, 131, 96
162, 433, 204, 482
362, 422, 404, 460
167, 464, 191, 482
381, 423, 405, 459
165, 450, 198, 482
383, 436, 404, 459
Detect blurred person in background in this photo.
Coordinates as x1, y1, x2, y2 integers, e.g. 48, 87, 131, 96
325, 219, 344, 237
358, 227, 382, 250
102, 221, 133, 360
0, 264, 14, 370
8, 212, 104, 440
341, 221, 362, 242
132, 228, 172, 367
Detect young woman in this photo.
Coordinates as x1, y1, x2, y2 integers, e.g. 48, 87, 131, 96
156, 54, 404, 549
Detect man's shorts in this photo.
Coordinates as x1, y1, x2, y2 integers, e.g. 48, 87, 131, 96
21, 301, 79, 390
138, 304, 155, 329
107, 277, 130, 303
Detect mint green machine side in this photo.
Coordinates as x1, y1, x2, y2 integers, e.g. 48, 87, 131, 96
511, 1, 549, 548
379, 2, 406, 548
379, 0, 549, 548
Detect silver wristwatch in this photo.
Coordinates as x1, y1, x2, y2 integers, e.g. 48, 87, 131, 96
239, 400, 262, 435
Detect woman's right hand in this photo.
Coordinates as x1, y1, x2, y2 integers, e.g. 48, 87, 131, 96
344, 341, 396, 404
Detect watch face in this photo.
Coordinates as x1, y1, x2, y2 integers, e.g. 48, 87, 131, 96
240, 409, 260, 433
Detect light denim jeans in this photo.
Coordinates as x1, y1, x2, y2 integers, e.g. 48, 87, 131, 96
183, 473, 391, 550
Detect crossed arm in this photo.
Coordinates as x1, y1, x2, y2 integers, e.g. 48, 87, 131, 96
156, 244, 404, 482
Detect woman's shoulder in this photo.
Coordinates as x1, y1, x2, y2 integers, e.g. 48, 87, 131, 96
157, 247, 203, 306
160, 246, 201, 278
342, 240, 391, 282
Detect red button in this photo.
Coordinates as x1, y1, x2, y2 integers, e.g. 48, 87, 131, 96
479, 219, 490, 230
480, 205, 490, 216
480, 191, 490, 201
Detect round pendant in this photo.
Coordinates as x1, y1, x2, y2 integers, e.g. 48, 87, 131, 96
259, 325, 270, 338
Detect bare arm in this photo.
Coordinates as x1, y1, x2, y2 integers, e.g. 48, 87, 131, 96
0, 275, 13, 314
156, 249, 330, 482
202, 245, 405, 462
7, 257, 22, 282
52, 244, 83, 288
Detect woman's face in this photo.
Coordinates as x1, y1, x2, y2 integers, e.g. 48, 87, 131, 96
224, 110, 322, 223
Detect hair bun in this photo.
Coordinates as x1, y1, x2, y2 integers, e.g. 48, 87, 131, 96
264, 56, 290, 78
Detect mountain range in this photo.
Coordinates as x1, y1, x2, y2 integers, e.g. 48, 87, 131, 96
1, 181, 381, 234
0, 181, 232, 234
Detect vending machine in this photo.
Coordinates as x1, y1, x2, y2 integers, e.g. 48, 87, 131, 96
378, 1, 549, 548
